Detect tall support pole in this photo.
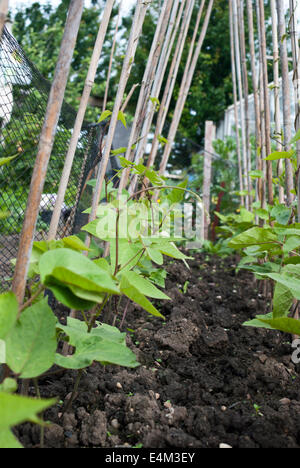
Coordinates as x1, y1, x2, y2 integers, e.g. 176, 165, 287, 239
48, 0, 115, 240
203, 121, 216, 240
229, 0, 244, 206
255, 0, 266, 209
277, 0, 295, 206
12, 0, 85, 305
246, 0, 262, 206
102, 0, 122, 112
232, 0, 249, 209
258, 0, 273, 205
289, 0, 300, 217
238, 0, 252, 208
271, 0, 284, 203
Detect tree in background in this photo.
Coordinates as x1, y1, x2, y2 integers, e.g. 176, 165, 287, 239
12, 0, 119, 122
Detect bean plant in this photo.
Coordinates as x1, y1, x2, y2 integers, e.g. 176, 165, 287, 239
218, 147, 300, 336
0, 156, 195, 448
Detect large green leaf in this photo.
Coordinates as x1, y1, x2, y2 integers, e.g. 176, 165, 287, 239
0, 393, 56, 448
120, 272, 165, 318
273, 282, 294, 318
0, 292, 18, 340
252, 317, 300, 335
121, 271, 170, 300
39, 249, 120, 309
55, 318, 139, 369
5, 299, 57, 378
228, 227, 278, 250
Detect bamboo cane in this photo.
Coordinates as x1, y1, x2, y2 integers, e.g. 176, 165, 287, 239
159, 0, 214, 178
289, 0, 300, 217
237, 0, 252, 208
232, 0, 249, 209
258, 0, 273, 205
103, 0, 123, 112
48, 0, 115, 240
0, 0, 8, 39
12, 0, 85, 305
271, 0, 284, 204
246, 0, 262, 206
145, 0, 193, 172
118, 0, 174, 195
87, 0, 148, 235
229, 0, 244, 206
255, 0, 266, 209
276, 0, 295, 206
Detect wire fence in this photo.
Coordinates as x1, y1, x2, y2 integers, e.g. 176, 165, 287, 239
0, 27, 120, 291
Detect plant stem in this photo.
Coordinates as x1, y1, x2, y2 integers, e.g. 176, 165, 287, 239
63, 369, 83, 414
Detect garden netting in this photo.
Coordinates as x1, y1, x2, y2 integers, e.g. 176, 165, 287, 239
0, 26, 120, 291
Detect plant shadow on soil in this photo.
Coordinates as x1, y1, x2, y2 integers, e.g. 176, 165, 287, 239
15, 253, 300, 448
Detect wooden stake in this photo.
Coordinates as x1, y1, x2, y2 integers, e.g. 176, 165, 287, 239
203, 121, 216, 240
276, 0, 295, 206
246, 0, 262, 206
258, 0, 273, 205
12, 0, 85, 305
237, 0, 252, 208
271, 0, 284, 203
232, 0, 249, 209
230, 0, 244, 206
103, 0, 122, 112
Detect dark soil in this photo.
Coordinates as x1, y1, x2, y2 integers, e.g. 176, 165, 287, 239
15, 253, 300, 448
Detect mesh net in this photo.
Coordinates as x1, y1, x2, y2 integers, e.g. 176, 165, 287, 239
0, 27, 120, 291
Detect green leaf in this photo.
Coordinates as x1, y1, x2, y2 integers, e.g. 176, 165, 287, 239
0, 378, 17, 394
55, 318, 139, 369
39, 249, 120, 310
5, 299, 57, 379
97, 110, 112, 123
249, 170, 264, 179
283, 236, 300, 253
120, 272, 165, 319
243, 312, 276, 330
228, 227, 278, 250
121, 271, 170, 300
146, 247, 164, 265
111, 147, 127, 156
0, 393, 56, 448
252, 317, 300, 335
265, 150, 295, 160
0, 155, 18, 167
62, 236, 91, 252
272, 282, 294, 318
167, 180, 188, 204
271, 205, 292, 225
117, 110, 127, 128
0, 428, 23, 448
290, 128, 300, 145
0, 292, 18, 340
